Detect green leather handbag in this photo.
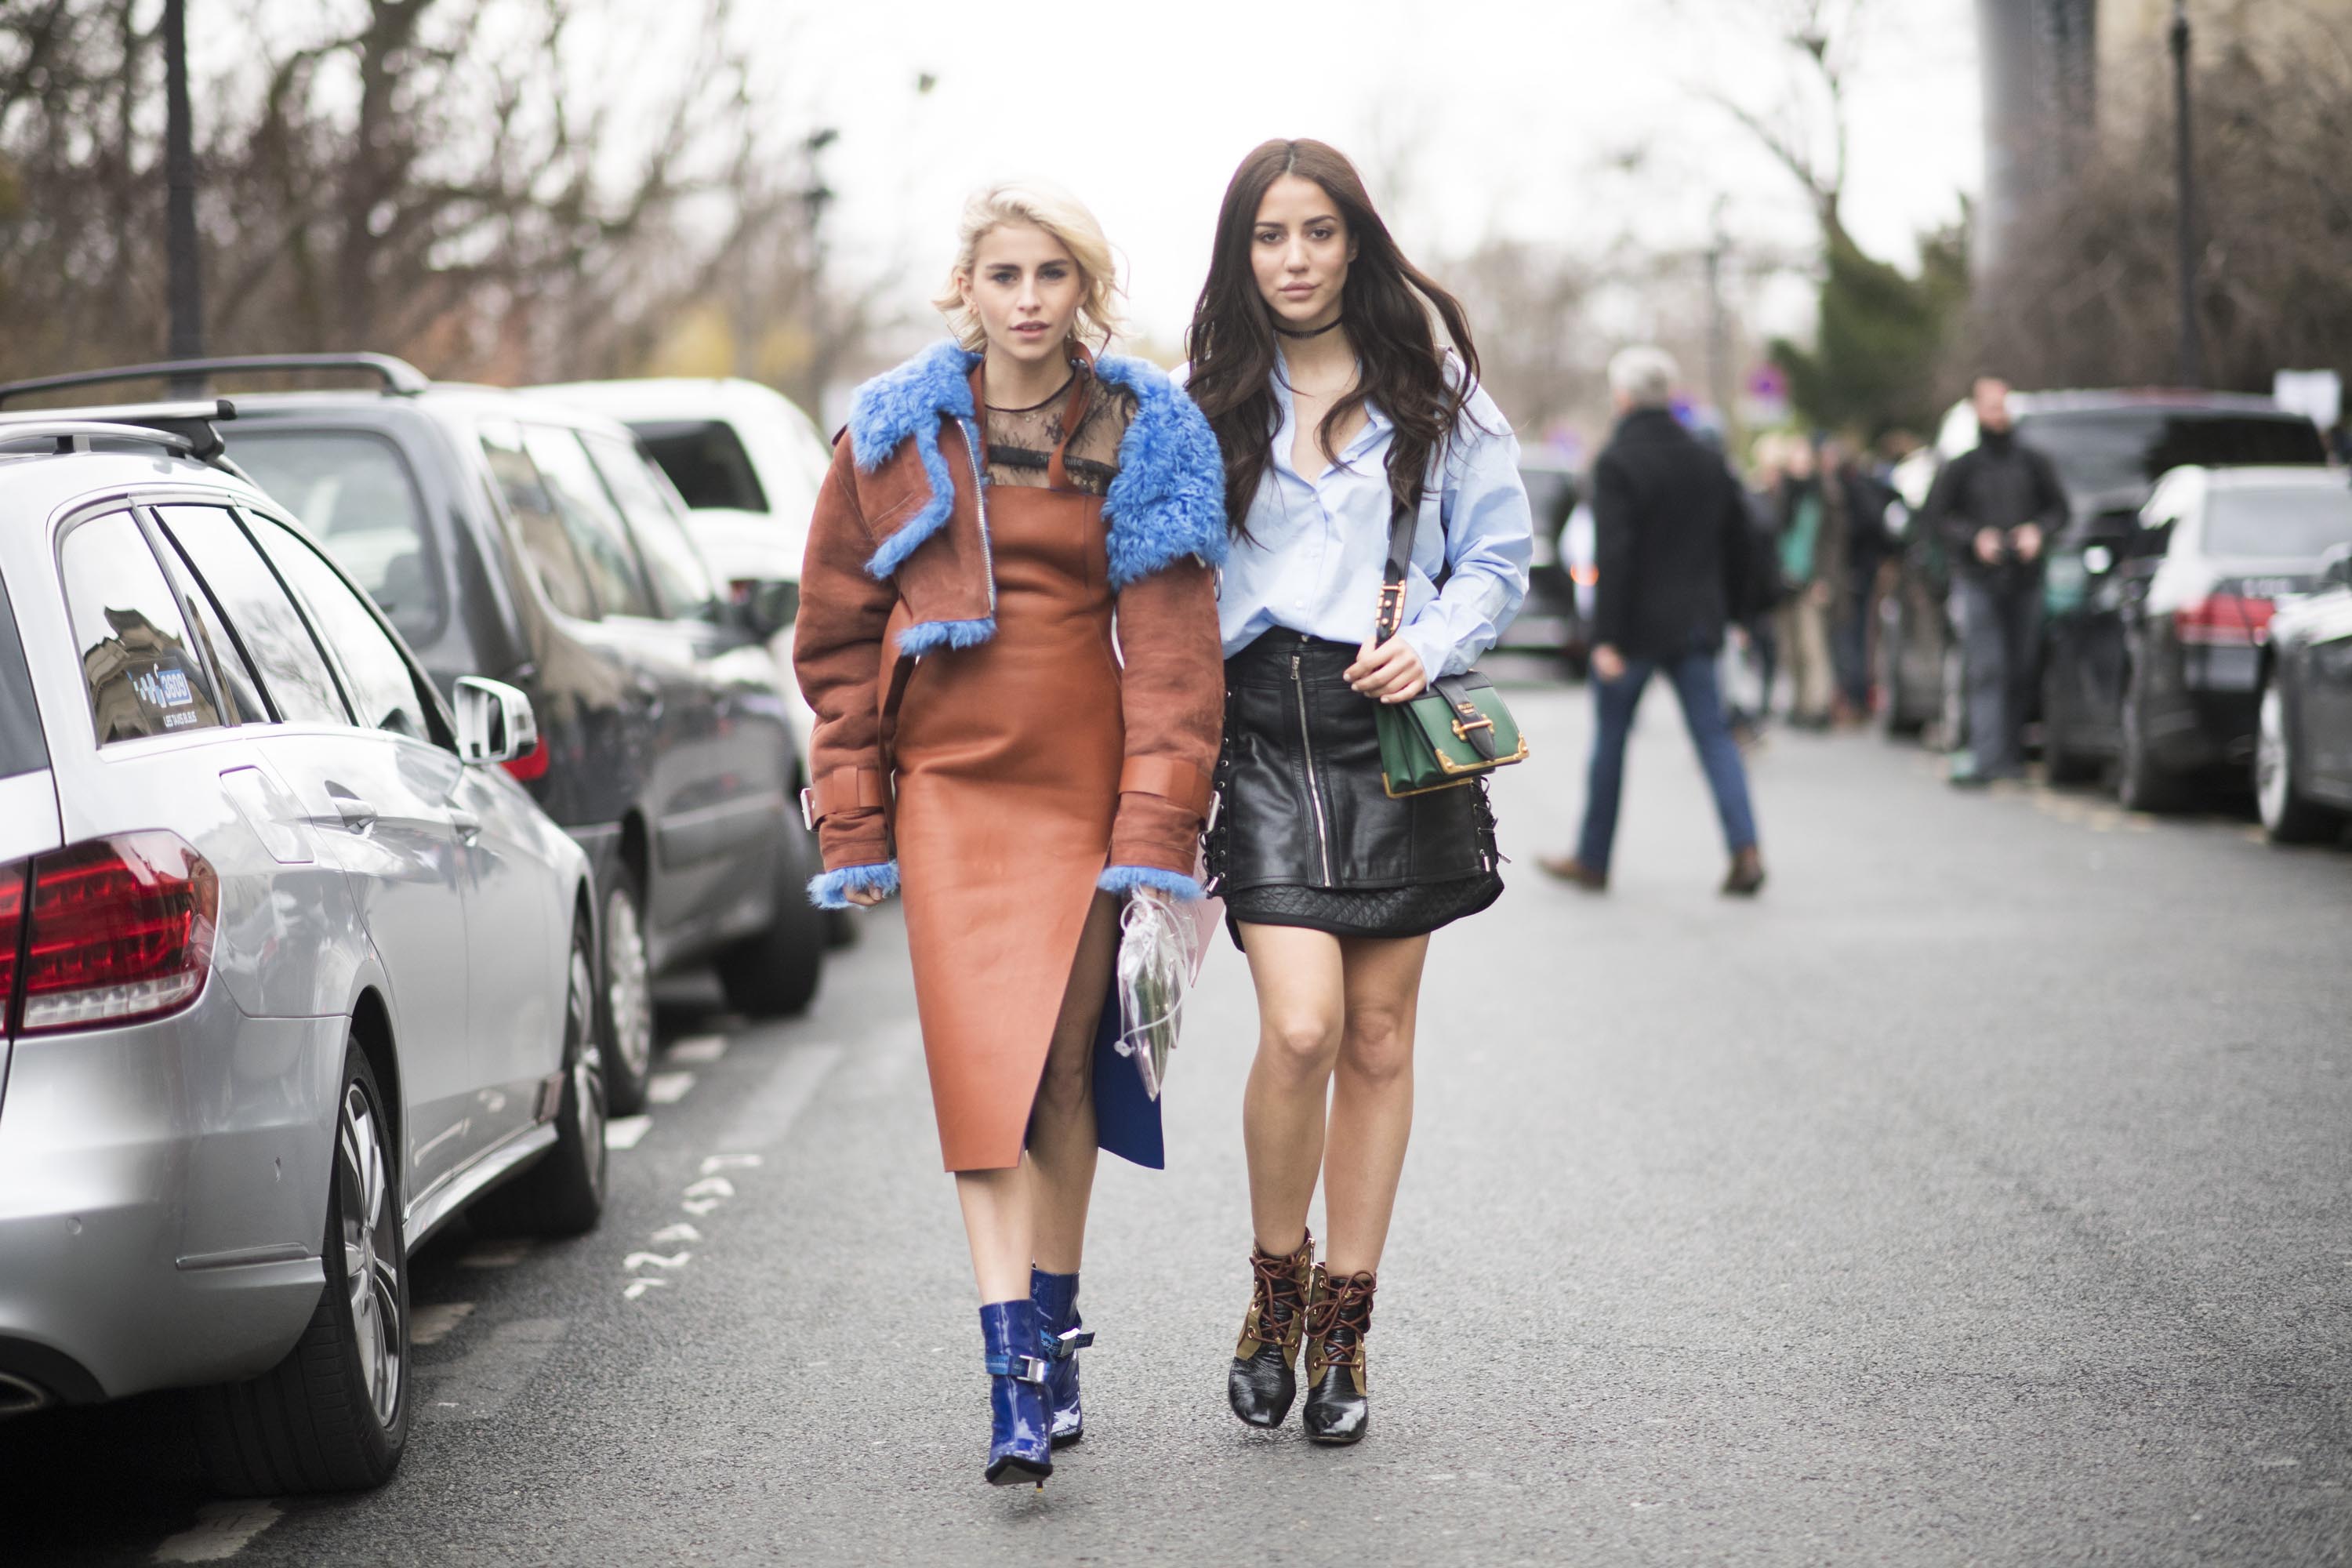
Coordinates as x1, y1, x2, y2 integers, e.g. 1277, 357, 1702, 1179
1370, 502, 1529, 798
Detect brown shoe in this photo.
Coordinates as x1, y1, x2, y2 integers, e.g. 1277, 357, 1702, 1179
1722, 846, 1766, 896
1537, 853, 1607, 891
1228, 1231, 1315, 1428
1301, 1265, 1374, 1444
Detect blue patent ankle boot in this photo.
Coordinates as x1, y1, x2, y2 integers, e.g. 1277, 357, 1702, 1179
1030, 1269, 1094, 1447
979, 1300, 1054, 1486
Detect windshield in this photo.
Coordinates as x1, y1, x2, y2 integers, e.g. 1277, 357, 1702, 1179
0, 569, 46, 779
630, 419, 768, 514
2205, 485, 2352, 561
230, 430, 445, 644
2020, 409, 2325, 498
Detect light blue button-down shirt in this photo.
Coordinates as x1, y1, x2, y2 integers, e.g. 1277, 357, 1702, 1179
1212, 366, 1532, 681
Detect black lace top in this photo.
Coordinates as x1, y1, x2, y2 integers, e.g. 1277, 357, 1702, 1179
981, 362, 1136, 498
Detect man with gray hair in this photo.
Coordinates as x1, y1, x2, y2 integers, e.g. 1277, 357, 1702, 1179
1538, 347, 1765, 895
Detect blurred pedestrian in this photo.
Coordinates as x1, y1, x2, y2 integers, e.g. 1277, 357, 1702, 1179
1537, 347, 1764, 896
1726, 431, 1791, 742
1771, 436, 1839, 728
1184, 138, 1530, 1446
795, 180, 1227, 1486
1820, 436, 1898, 724
1920, 375, 2067, 784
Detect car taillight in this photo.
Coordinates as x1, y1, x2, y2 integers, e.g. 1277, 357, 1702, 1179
13, 832, 216, 1034
502, 735, 550, 782
2175, 592, 2274, 647
0, 861, 22, 1021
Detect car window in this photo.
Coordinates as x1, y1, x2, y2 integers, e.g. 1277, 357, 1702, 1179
0, 571, 44, 779
151, 519, 269, 725
245, 512, 431, 739
2205, 486, 2352, 561
522, 426, 656, 618
157, 505, 350, 725
228, 430, 445, 645
56, 511, 226, 745
630, 419, 768, 513
480, 424, 599, 619
583, 432, 720, 619
2022, 411, 2328, 498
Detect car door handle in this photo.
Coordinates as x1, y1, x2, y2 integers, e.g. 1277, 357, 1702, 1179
329, 792, 379, 831
448, 808, 482, 842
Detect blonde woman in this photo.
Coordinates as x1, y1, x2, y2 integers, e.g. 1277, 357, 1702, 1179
794, 180, 1225, 1486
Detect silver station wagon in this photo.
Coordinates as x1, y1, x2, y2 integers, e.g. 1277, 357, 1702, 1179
0, 408, 605, 1494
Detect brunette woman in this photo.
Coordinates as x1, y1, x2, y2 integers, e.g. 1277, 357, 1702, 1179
1184, 140, 1531, 1444
796, 181, 1225, 1485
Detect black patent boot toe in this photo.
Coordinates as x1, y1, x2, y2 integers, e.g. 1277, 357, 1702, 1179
1301, 1265, 1375, 1446
1227, 1232, 1314, 1429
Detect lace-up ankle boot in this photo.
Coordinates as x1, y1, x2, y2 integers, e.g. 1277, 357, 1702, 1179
979, 1300, 1053, 1486
1029, 1268, 1093, 1448
1227, 1230, 1315, 1428
1301, 1265, 1376, 1445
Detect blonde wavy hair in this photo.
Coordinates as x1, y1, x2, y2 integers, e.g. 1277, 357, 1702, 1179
933, 179, 1127, 353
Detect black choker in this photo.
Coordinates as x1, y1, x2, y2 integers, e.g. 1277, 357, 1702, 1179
1273, 318, 1344, 340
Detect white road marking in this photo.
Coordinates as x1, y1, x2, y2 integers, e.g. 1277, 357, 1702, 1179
623, 1277, 671, 1301
410, 1301, 476, 1346
623, 1250, 693, 1272
719, 1044, 847, 1151
682, 1176, 735, 1200
650, 1222, 702, 1244
699, 1153, 762, 1174
153, 1502, 281, 1563
681, 1198, 723, 1216
604, 1115, 653, 1150
645, 1071, 696, 1105
416, 1317, 566, 1421
666, 1035, 729, 1064
458, 1240, 533, 1269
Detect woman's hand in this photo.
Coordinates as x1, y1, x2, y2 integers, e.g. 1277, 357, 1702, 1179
1347, 636, 1429, 703
841, 884, 889, 908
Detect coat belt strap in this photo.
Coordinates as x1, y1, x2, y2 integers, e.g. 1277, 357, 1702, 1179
1118, 757, 1214, 820
810, 765, 887, 822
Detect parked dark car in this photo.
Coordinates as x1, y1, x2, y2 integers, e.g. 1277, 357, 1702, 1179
1881, 390, 2328, 749
2060, 466, 2352, 809
0, 356, 824, 1115
2258, 540, 2352, 842
1502, 459, 1587, 672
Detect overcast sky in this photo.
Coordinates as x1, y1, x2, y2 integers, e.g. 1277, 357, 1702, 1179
748, 0, 1984, 351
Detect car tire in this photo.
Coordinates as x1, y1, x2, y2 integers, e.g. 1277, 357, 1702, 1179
471, 920, 607, 1237
192, 1040, 409, 1495
2042, 666, 2099, 785
715, 813, 826, 1018
2256, 680, 2341, 844
826, 906, 862, 950
2115, 665, 2183, 813
599, 868, 657, 1116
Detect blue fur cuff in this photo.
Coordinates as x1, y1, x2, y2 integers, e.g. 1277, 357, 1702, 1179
1098, 865, 1205, 901
896, 616, 996, 655
808, 861, 899, 909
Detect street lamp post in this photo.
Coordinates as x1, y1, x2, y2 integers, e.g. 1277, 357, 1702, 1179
163, 0, 205, 394
2169, 0, 2204, 387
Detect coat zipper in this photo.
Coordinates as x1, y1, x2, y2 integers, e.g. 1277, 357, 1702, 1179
1291, 652, 1335, 884
957, 415, 997, 618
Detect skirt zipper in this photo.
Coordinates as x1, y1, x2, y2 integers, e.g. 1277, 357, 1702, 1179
1292, 652, 1335, 884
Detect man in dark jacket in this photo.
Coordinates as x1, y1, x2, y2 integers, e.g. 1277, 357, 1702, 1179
1539, 346, 1763, 895
1920, 376, 2067, 782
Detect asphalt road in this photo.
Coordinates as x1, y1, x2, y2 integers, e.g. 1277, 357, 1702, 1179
9, 673, 2350, 1566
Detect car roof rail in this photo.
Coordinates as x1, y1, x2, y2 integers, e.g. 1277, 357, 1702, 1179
0, 352, 428, 408
0, 398, 238, 461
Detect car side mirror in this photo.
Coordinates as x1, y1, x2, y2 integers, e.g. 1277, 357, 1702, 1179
453, 677, 538, 767
732, 578, 800, 640
2323, 543, 2352, 590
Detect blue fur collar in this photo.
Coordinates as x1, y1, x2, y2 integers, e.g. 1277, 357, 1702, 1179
842, 341, 1228, 608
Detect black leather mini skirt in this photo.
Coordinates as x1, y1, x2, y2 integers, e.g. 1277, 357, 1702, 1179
1207, 632, 1501, 946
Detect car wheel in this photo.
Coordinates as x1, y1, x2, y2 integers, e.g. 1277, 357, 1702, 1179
2116, 666, 2183, 813
714, 813, 825, 1018
471, 919, 607, 1236
600, 869, 656, 1116
2256, 681, 2340, 844
2042, 665, 2098, 785
193, 1041, 409, 1494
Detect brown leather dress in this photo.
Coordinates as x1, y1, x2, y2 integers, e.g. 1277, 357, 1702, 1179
891, 371, 1125, 1171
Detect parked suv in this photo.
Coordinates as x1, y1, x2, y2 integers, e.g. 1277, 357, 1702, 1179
0, 408, 600, 1493
0, 357, 826, 1115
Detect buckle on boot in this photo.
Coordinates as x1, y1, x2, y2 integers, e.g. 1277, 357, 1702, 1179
985, 1353, 1051, 1385
1040, 1324, 1094, 1359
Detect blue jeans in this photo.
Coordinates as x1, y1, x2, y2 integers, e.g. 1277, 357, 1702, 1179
1577, 651, 1760, 873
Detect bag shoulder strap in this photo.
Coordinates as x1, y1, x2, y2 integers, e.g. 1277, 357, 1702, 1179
1374, 500, 1417, 646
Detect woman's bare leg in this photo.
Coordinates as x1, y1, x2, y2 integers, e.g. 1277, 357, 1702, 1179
1028, 893, 1120, 1274
1320, 934, 1428, 1276
955, 1164, 1033, 1304
1236, 923, 1348, 1254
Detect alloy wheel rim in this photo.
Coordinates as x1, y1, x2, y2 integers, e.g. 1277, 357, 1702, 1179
2256, 687, 2288, 827
338, 1080, 403, 1429
604, 890, 652, 1080
568, 945, 607, 1187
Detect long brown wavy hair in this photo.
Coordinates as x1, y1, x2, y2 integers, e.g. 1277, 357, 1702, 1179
1182, 138, 1484, 535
